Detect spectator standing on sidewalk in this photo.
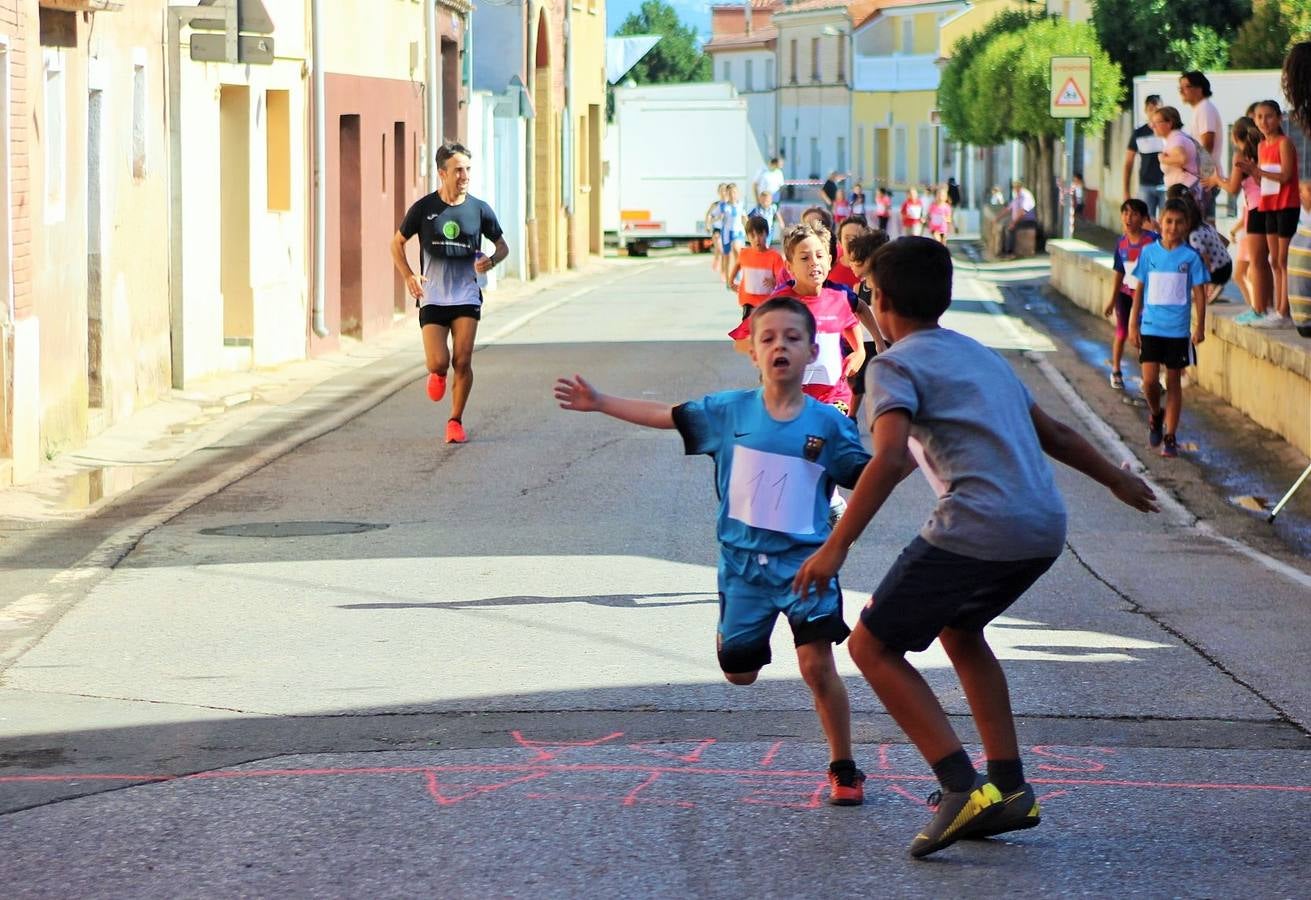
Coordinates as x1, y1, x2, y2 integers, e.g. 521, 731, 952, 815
1153, 106, 1202, 205
1180, 72, 1223, 222
753, 157, 786, 205
391, 141, 509, 445
1210, 117, 1269, 321
1125, 95, 1166, 221
1283, 40, 1311, 336
1237, 100, 1301, 328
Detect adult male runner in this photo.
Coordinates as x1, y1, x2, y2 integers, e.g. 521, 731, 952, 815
391, 141, 510, 444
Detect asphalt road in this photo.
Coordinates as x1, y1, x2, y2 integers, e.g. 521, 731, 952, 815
1, 255, 1308, 897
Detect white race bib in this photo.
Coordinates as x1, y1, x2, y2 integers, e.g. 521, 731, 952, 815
743, 268, 775, 295
906, 204, 923, 219
1261, 163, 1281, 196
1123, 259, 1139, 291
802, 332, 843, 386
1146, 271, 1189, 306
727, 445, 824, 535
1136, 136, 1165, 155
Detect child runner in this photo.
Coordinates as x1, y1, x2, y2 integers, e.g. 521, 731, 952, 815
1165, 185, 1231, 303
1238, 100, 1301, 328
901, 188, 925, 237
748, 190, 787, 248
926, 188, 953, 245
802, 206, 839, 262
833, 189, 852, 221
792, 236, 1159, 859
721, 183, 748, 285
555, 296, 872, 806
842, 229, 892, 426
704, 184, 728, 276
873, 188, 892, 232
1103, 199, 1158, 391
828, 215, 869, 290
729, 215, 789, 320
1130, 198, 1210, 458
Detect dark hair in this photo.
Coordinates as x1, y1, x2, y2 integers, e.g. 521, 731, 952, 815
844, 229, 890, 264
1162, 186, 1200, 229
435, 141, 472, 169
1254, 99, 1285, 136
745, 214, 770, 237
1120, 198, 1149, 217
1153, 106, 1184, 130
870, 237, 952, 321
800, 206, 837, 258
1145, 94, 1161, 108
801, 206, 834, 230
1284, 42, 1311, 136
1159, 198, 1193, 225
1230, 116, 1262, 162
1180, 71, 1212, 97
838, 213, 869, 234
769, 156, 782, 166
749, 296, 816, 342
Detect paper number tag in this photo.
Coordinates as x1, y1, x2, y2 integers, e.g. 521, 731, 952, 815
1146, 271, 1188, 306
1123, 259, 1139, 291
802, 332, 843, 386
744, 268, 775, 295
726, 445, 824, 535
1261, 163, 1281, 197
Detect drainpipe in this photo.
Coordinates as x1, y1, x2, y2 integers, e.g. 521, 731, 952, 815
426, 0, 440, 191
524, 6, 538, 279
165, 10, 186, 386
310, 0, 329, 337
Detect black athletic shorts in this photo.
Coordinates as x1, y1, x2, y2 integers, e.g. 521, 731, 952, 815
1210, 261, 1232, 287
1139, 334, 1193, 370
419, 304, 482, 328
849, 340, 878, 395
1247, 207, 1300, 239
859, 537, 1057, 653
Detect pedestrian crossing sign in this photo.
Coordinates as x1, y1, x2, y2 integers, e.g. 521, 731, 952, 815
1050, 56, 1092, 119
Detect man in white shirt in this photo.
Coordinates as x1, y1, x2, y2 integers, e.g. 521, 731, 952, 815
752, 157, 786, 205
1180, 71, 1222, 222
996, 181, 1037, 255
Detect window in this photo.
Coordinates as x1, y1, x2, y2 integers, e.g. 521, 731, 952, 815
857, 127, 865, 182
131, 57, 147, 179
901, 19, 913, 54
894, 126, 908, 183
266, 89, 291, 209
837, 38, 845, 83
918, 124, 933, 185
723, 60, 732, 84
811, 37, 820, 81
809, 137, 820, 179
790, 39, 797, 83
765, 58, 774, 90
837, 136, 846, 176
745, 59, 753, 92
43, 49, 65, 213
789, 136, 797, 177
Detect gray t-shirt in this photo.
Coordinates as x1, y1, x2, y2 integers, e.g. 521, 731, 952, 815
868, 327, 1067, 561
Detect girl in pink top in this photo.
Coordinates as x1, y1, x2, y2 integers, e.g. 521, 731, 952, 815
833, 189, 852, 221
1236, 100, 1301, 324
900, 188, 925, 236
1209, 117, 1268, 318
927, 188, 953, 244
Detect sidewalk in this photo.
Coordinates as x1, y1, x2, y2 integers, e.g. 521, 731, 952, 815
0, 257, 624, 522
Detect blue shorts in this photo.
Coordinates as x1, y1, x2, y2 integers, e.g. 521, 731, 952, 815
722, 232, 743, 252
717, 546, 851, 674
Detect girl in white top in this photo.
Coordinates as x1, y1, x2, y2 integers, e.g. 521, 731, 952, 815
1208, 117, 1269, 319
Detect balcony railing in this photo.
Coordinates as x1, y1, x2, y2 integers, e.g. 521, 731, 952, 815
853, 54, 940, 93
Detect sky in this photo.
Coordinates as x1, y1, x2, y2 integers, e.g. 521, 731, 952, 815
608, 0, 713, 44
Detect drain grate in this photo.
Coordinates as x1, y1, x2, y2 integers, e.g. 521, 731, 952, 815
199, 521, 389, 538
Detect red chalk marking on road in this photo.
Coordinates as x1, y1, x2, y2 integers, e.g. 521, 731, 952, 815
877, 744, 892, 771
510, 730, 625, 762
622, 771, 666, 806
627, 739, 717, 764
523, 791, 696, 809
758, 741, 784, 768
1031, 745, 1114, 773
424, 771, 550, 806
1037, 790, 1070, 803
739, 778, 827, 810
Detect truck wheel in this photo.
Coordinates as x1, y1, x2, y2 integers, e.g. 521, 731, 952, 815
627, 241, 649, 257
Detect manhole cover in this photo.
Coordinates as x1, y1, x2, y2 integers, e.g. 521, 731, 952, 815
199, 521, 389, 538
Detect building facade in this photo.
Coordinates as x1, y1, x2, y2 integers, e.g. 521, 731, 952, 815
704, 1, 780, 161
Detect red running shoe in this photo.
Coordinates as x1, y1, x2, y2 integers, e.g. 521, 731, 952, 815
426, 373, 447, 402
444, 419, 467, 444
827, 761, 866, 806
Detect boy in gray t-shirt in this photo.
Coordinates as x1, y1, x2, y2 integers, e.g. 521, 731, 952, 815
793, 238, 1159, 860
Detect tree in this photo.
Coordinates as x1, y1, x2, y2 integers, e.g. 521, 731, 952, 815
613, 1, 711, 84
1231, 1, 1293, 68
1092, 0, 1250, 92
1166, 26, 1231, 71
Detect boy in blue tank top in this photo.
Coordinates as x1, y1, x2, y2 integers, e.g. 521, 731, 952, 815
555, 297, 872, 806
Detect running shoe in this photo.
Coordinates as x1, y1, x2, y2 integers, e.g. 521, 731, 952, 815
1234, 309, 1262, 325
426, 373, 447, 402
828, 493, 848, 528
1148, 410, 1165, 448
1160, 434, 1179, 458
909, 782, 1003, 859
1252, 313, 1294, 329
1110, 371, 1125, 390
827, 761, 866, 806
968, 783, 1041, 839
444, 419, 466, 444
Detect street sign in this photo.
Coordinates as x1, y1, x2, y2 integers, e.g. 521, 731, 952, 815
1050, 56, 1092, 119
191, 0, 275, 35
190, 33, 275, 65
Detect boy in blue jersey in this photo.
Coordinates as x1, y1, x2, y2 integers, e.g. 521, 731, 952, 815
1129, 199, 1209, 458
555, 297, 872, 806
793, 237, 1159, 858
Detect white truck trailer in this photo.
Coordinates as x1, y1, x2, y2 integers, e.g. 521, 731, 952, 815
603, 82, 766, 255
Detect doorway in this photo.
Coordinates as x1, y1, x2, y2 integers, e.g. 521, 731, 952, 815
393, 121, 406, 314
86, 85, 103, 408
219, 85, 253, 349
338, 114, 362, 337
